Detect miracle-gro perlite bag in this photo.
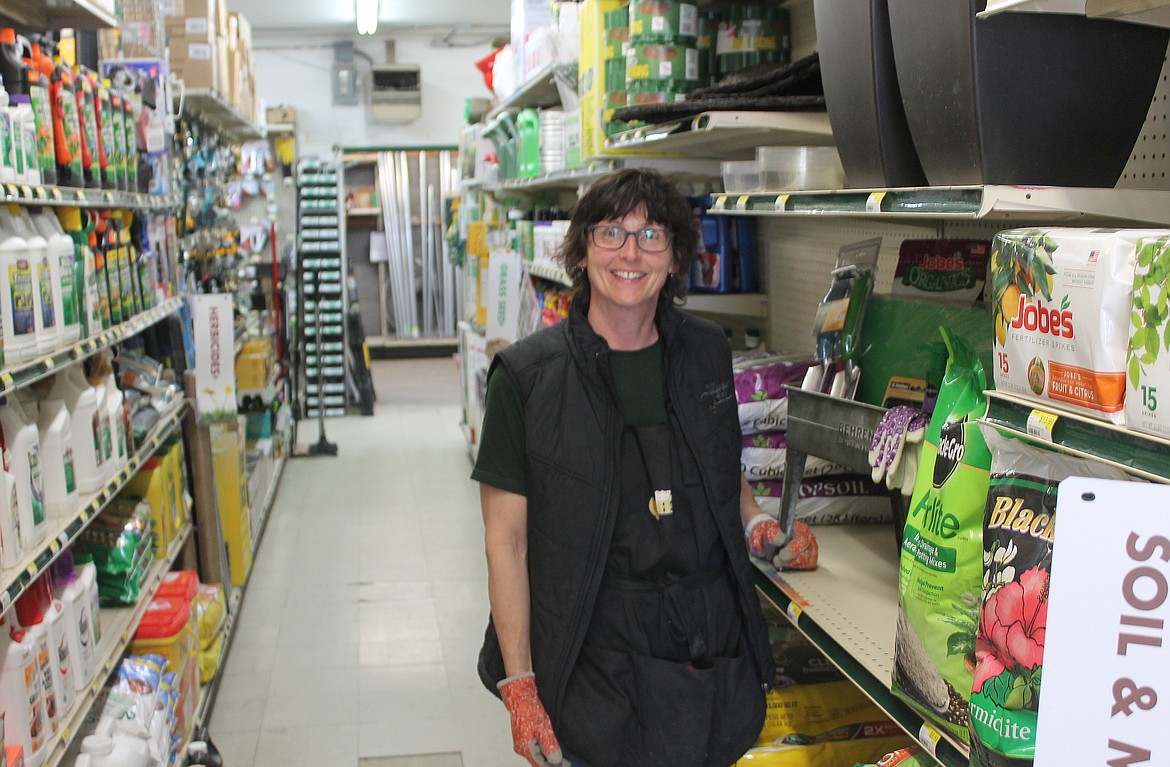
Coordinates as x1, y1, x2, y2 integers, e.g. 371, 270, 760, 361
892, 327, 991, 745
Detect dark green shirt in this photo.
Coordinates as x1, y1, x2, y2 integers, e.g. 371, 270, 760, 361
471, 342, 666, 495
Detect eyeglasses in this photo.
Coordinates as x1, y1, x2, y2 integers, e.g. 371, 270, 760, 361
587, 224, 673, 253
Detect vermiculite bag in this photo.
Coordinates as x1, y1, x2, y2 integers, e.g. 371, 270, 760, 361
892, 327, 990, 744
969, 429, 1128, 767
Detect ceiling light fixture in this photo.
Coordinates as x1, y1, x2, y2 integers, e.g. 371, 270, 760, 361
356, 0, 379, 35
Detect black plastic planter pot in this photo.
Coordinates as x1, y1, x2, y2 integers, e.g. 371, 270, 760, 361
886, 0, 1169, 187
813, 0, 927, 188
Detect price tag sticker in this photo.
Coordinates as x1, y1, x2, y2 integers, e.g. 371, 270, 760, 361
714, 195, 728, 211
76, 189, 87, 203
50, 187, 63, 201
43, 357, 54, 370
0, 372, 13, 389
25, 562, 38, 578
0, 592, 10, 611
71, 344, 84, 358
48, 539, 60, 554
865, 191, 887, 213
918, 722, 942, 755
1027, 408, 1060, 442
786, 602, 803, 622
773, 194, 790, 212
735, 195, 751, 212
57, 532, 70, 546
32, 186, 47, 201
20, 185, 32, 199
3, 184, 15, 198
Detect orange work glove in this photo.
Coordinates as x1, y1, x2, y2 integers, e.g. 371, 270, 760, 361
498, 672, 566, 766
745, 513, 782, 559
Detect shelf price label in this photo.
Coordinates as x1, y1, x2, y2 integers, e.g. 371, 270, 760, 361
713, 195, 728, 211
865, 191, 887, 213
1026, 408, 1060, 442
786, 602, 803, 622
735, 195, 751, 212
773, 194, 790, 213
917, 722, 942, 755
1035, 478, 1170, 767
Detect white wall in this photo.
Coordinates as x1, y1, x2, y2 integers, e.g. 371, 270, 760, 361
254, 34, 494, 157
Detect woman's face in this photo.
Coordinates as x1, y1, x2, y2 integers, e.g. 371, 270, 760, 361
582, 208, 677, 321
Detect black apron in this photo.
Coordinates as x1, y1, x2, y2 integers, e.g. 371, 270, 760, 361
558, 406, 765, 766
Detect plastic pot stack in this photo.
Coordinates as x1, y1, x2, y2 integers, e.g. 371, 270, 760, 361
603, 5, 630, 136
625, 1, 700, 111
715, 3, 791, 80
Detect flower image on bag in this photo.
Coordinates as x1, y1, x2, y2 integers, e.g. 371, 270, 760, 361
968, 428, 1128, 767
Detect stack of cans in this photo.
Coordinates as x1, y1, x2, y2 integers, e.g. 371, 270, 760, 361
603, 5, 631, 136
625, 1, 700, 112
714, 3, 791, 79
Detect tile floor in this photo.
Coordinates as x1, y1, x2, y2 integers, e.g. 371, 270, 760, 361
208, 357, 517, 767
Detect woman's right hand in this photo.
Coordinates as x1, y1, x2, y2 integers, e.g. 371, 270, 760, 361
498, 672, 568, 766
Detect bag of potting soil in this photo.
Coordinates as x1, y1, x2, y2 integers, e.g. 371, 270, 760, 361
968, 429, 1128, 767
750, 475, 892, 525
891, 327, 990, 744
741, 432, 845, 482
734, 356, 816, 434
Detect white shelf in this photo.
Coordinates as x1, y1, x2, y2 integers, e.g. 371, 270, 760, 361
980, 0, 1170, 26
486, 60, 574, 121
486, 163, 619, 195
0, 182, 178, 211
754, 525, 970, 766
179, 88, 261, 141
523, 261, 573, 287
709, 184, 1170, 226
249, 448, 289, 557
0, 0, 117, 29
604, 111, 834, 161
367, 335, 458, 348
683, 293, 768, 318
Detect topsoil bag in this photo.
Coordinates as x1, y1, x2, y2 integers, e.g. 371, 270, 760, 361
891, 327, 991, 744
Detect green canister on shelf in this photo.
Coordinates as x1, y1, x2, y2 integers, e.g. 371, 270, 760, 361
625, 44, 699, 87
516, 108, 540, 178
629, 0, 698, 44
603, 7, 630, 60
716, 4, 791, 77
626, 79, 693, 105
697, 10, 718, 86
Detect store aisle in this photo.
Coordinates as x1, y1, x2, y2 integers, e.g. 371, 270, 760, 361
208, 357, 517, 767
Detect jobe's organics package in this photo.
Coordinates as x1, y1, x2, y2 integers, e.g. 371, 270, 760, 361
969, 430, 1127, 767
1125, 234, 1170, 437
892, 328, 990, 744
990, 228, 1165, 423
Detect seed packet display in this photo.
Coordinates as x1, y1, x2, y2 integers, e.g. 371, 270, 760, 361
990, 228, 1166, 424
892, 328, 991, 744
892, 239, 991, 304
968, 429, 1128, 767
1125, 234, 1170, 437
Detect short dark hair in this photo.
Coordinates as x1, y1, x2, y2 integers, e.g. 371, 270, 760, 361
554, 168, 696, 306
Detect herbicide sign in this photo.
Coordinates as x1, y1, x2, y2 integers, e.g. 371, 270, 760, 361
1034, 477, 1170, 767
191, 293, 237, 424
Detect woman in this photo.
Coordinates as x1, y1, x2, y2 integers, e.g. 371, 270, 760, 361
474, 169, 787, 766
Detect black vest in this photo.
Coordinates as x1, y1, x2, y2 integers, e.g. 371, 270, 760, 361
477, 298, 773, 730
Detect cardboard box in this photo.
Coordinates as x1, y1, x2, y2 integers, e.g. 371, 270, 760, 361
579, 0, 621, 161
170, 42, 216, 90
215, 0, 228, 35
266, 106, 296, 125
169, 0, 213, 19
210, 420, 252, 588
229, 11, 252, 53
165, 15, 213, 40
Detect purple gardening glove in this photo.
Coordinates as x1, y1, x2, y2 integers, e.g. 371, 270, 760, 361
868, 406, 929, 496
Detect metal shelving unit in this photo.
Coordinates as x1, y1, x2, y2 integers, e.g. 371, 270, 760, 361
0, 402, 188, 614
179, 88, 262, 142
522, 261, 572, 287
980, 0, 1170, 26
0, 182, 178, 211
752, 527, 970, 767
296, 159, 349, 418
684, 293, 768, 318
708, 184, 1170, 225
0, 297, 183, 399
604, 111, 834, 160
485, 60, 575, 121
0, 0, 118, 29
981, 390, 1170, 483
